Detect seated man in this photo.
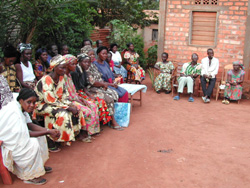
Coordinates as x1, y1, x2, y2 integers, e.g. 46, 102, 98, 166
0, 44, 20, 92
174, 53, 201, 102
200, 48, 219, 103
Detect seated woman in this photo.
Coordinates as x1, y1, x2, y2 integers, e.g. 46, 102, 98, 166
71, 54, 112, 126
0, 79, 60, 185
34, 48, 49, 80
94, 46, 128, 103
0, 44, 20, 92
154, 52, 175, 94
124, 43, 145, 84
107, 52, 123, 84
15, 43, 36, 89
64, 54, 100, 142
34, 55, 85, 146
222, 61, 245, 104
80, 47, 124, 130
110, 43, 127, 79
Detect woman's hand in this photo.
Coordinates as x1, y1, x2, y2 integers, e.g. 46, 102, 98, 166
110, 83, 118, 88
67, 106, 79, 116
103, 83, 108, 90
48, 129, 61, 140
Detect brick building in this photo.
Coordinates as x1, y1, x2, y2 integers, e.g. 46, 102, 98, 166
157, 0, 250, 78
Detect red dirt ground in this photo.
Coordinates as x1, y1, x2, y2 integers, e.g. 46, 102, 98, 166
2, 77, 250, 188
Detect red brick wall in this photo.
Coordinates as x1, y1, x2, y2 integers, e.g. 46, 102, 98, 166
164, 0, 248, 67
90, 29, 111, 48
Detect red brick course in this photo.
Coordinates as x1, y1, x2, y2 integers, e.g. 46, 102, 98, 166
163, 0, 247, 67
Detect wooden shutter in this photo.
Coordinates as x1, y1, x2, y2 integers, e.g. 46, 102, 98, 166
191, 12, 217, 46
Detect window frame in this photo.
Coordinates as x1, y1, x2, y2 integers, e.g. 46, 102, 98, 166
189, 10, 219, 47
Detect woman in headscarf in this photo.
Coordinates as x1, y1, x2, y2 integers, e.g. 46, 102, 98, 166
70, 53, 112, 126
33, 55, 84, 147
0, 77, 60, 185
222, 61, 245, 104
34, 48, 49, 80
80, 46, 124, 130
64, 54, 100, 142
0, 44, 20, 92
15, 43, 36, 89
124, 43, 145, 83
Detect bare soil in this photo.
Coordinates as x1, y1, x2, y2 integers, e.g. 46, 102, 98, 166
2, 77, 250, 188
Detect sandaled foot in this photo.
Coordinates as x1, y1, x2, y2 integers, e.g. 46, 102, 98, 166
173, 96, 180, 100
111, 125, 124, 131
188, 97, 194, 102
165, 90, 171, 94
48, 146, 61, 153
82, 136, 92, 143
222, 99, 226, 104
24, 178, 47, 185
225, 100, 230, 105
44, 166, 52, 173
156, 91, 161, 94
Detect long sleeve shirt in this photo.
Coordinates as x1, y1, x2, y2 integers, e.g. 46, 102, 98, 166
201, 57, 219, 78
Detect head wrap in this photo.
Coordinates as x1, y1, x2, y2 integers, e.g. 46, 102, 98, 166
77, 53, 89, 62
17, 43, 32, 53
35, 48, 47, 60
17, 88, 37, 101
233, 61, 244, 70
3, 44, 18, 58
0, 75, 13, 110
80, 45, 93, 54
64, 54, 77, 64
50, 55, 66, 70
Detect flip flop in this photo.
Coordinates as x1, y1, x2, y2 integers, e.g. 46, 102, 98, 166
111, 126, 124, 131
44, 166, 53, 173
188, 97, 194, 102
173, 96, 180, 100
48, 146, 61, 153
24, 178, 47, 185
82, 136, 92, 143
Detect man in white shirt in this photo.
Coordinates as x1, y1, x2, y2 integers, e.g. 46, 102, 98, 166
200, 48, 219, 103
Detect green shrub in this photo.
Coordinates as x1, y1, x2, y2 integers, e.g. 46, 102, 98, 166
146, 45, 158, 68
109, 19, 146, 69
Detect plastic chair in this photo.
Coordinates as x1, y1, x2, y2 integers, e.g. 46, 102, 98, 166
0, 140, 12, 184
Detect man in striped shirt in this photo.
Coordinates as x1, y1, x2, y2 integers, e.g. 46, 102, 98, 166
173, 53, 201, 102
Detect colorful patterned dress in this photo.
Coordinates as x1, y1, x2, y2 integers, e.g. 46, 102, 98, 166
154, 61, 175, 92
33, 60, 47, 80
70, 66, 112, 124
124, 51, 145, 81
64, 74, 100, 135
224, 69, 245, 100
34, 75, 84, 142
0, 64, 19, 92
86, 64, 119, 116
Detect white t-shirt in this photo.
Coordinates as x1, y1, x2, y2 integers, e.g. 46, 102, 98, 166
20, 61, 36, 82
110, 51, 122, 64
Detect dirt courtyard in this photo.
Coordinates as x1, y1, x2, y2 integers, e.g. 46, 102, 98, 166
2, 77, 250, 188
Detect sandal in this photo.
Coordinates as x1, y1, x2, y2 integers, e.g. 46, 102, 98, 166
44, 166, 52, 173
222, 99, 226, 104
173, 96, 180, 100
188, 97, 194, 102
111, 125, 124, 131
82, 136, 92, 143
48, 146, 61, 153
225, 100, 230, 105
24, 178, 47, 185
165, 90, 171, 94
156, 91, 161, 94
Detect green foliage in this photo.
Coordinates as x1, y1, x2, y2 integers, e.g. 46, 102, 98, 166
89, 0, 159, 28
147, 67, 156, 87
109, 19, 146, 69
146, 45, 158, 68
0, 0, 95, 55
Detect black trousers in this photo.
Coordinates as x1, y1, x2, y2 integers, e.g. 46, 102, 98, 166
200, 76, 216, 98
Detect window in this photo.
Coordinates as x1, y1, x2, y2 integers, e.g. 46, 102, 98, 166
152, 29, 158, 41
195, 0, 218, 5
190, 11, 217, 46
